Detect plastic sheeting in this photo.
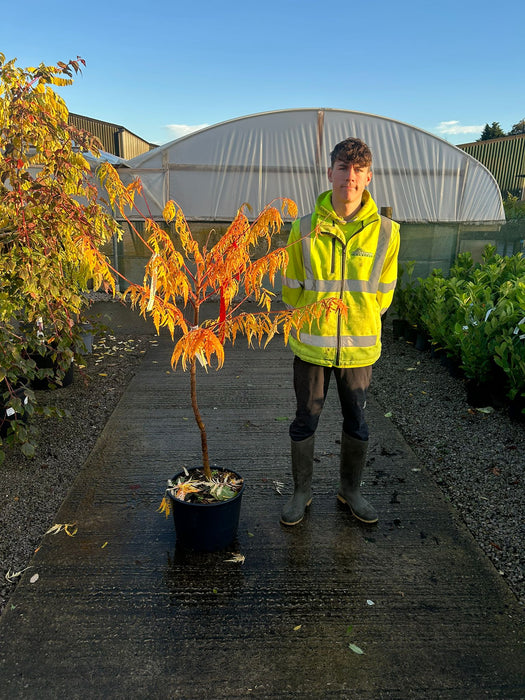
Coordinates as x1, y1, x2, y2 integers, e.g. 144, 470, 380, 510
123, 109, 505, 223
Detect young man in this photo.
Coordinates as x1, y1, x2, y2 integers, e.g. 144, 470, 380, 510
280, 137, 400, 526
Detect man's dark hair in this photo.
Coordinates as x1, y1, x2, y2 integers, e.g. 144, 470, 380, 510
330, 138, 372, 168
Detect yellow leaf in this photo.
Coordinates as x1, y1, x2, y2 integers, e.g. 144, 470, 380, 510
157, 496, 171, 518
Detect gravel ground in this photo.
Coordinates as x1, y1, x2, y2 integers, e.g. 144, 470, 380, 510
371, 318, 524, 607
0, 320, 152, 615
1, 310, 523, 615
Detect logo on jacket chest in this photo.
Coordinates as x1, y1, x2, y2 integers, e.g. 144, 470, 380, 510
351, 247, 374, 259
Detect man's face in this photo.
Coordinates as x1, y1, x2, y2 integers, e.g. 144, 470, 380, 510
328, 159, 372, 214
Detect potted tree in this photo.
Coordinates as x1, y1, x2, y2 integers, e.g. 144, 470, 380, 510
99, 163, 343, 551
0, 54, 120, 461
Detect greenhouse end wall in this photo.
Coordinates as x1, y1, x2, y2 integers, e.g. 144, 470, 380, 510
398, 221, 524, 278
102, 218, 524, 292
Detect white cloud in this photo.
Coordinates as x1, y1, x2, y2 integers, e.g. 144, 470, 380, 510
165, 123, 209, 139
435, 120, 484, 136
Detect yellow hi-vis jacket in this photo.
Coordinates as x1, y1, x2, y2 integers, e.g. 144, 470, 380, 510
282, 189, 400, 368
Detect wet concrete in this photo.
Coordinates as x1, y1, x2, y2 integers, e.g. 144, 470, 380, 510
0, 303, 523, 698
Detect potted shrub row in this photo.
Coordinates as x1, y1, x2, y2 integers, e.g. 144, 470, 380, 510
392, 246, 525, 416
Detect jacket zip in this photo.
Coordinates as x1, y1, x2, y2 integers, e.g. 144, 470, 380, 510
333, 219, 374, 365
335, 238, 347, 366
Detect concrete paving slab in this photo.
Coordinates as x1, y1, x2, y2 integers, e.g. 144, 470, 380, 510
0, 317, 523, 699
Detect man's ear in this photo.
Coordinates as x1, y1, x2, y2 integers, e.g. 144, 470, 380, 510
328, 167, 333, 183
366, 170, 373, 185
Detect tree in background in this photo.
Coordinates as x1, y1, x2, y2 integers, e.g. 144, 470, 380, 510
478, 122, 506, 141
476, 118, 525, 140
0, 54, 118, 460
508, 119, 525, 136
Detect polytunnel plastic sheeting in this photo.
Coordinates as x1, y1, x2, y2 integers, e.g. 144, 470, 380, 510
124, 109, 505, 223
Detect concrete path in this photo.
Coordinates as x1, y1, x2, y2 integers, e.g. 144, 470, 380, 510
0, 303, 523, 698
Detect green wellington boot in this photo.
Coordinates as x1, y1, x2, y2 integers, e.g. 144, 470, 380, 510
337, 431, 378, 524
280, 435, 315, 526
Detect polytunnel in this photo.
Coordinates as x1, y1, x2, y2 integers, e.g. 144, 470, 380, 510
122, 108, 504, 224
107, 109, 512, 281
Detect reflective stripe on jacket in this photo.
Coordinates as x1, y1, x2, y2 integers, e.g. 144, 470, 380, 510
282, 190, 400, 368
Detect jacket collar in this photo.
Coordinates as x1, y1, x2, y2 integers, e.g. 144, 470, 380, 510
315, 190, 379, 239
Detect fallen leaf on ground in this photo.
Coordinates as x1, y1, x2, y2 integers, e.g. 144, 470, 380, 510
273, 480, 285, 495
5, 567, 32, 583
225, 553, 245, 564
348, 643, 365, 655
46, 523, 78, 537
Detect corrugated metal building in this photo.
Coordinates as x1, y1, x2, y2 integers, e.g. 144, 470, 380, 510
68, 113, 156, 160
458, 134, 525, 199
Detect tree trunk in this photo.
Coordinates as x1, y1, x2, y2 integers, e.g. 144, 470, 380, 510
190, 358, 211, 479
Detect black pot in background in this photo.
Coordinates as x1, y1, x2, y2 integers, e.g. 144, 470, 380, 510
392, 318, 408, 341
404, 324, 418, 344
30, 353, 74, 390
430, 344, 446, 361
1, 382, 29, 438
465, 379, 493, 408
415, 331, 430, 351
168, 467, 245, 552
440, 354, 464, 379
509, 395, 525, 422
78, 322, 94, 354
465, 376, 507, 409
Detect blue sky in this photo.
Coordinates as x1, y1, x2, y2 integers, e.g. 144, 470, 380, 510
2, 0, 523, 147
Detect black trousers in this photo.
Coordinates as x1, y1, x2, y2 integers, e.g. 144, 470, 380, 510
289, 356, 372, 442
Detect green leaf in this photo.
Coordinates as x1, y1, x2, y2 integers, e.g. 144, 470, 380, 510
20, 441, 36, 458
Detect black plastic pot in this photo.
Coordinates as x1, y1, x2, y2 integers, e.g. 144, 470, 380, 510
415, 331, 429, 351
465, 377, 506, 409
465, 379, 493, 408
404, 324, 418, 344
440, 354, 464, 379
392, 318, 408, 341
168, 467, 245, 552
509, 395, 525, 422
30, 354, 74, 390
79, 323, 94, 354
429, 344, 446, 361
1, 383, 29, 438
